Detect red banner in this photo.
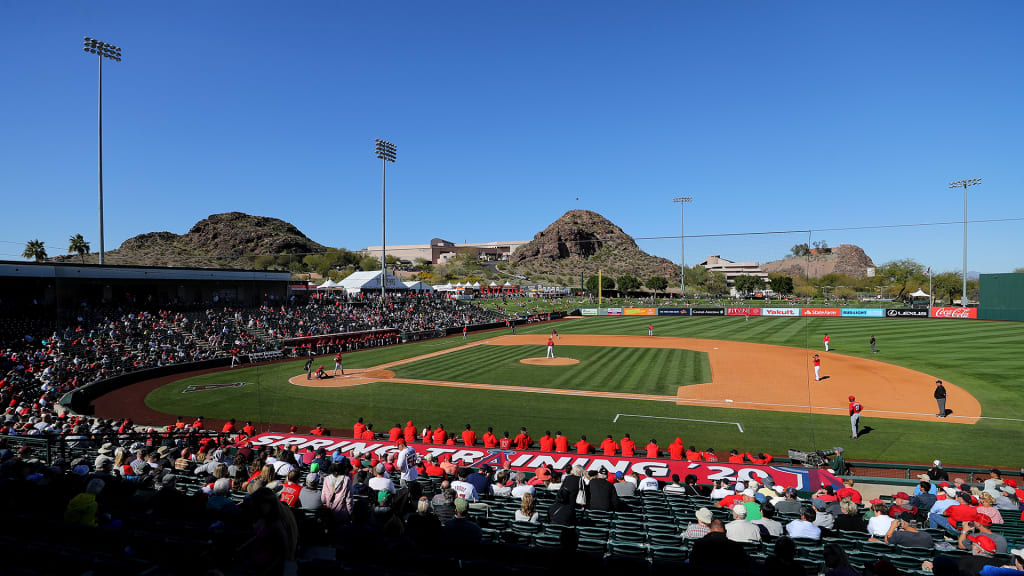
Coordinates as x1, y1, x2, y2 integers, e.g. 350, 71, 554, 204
726, 308, 762, 316
930, 307, 977, 319
801, 308, 841, 317
241, 434, 841, 490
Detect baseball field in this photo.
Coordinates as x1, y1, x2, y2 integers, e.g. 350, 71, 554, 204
129, 315, 1024, 467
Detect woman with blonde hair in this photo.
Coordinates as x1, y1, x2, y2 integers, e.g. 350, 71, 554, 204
515, 492, 539, 523
977, 492, 1004, 524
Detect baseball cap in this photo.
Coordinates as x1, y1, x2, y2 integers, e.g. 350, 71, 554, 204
848, 395, 855, 401
732, 504, 748, 518
614, 471, 624, 480
967, 534, 997, 553
917, 473, 931, 481
734, 482, 746, 492
785, 487, 797, 497
695, 507, 713, 524
943, 486, 957, 497
375, 463, 386, 474
894, 492, 911, 500
1005, 479, 1018, 488
868, 498, 884, 505
974, 514, 993, 527
1010, 549, 1024, 561
454, 497, 469, 514
742, 488, 756, 497
933, 460, 942, 466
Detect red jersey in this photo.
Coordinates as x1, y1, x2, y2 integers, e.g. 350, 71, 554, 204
824, 335, 830, 344
645, 442, 660, 458
836, 487, 862, 503
388, 426, 402, 441
813, 357, 821, 367
353, 422, 366, 438
747, 453, 774, 465
499, 437, 512, 450
280, 482, 302, 507
728, 454, 746, 464
360, 429, 374, 440
432, 428, 447, 444
310, 426, 324, 436
600, 438, 619, 455
575, 440, 592, 454
946, 505, 978, 530
554, 436, 569, 453
620, 437, 636, 457
538, 435, 554, 452
482, 431, 498, 448
668, 443, 684, 460
462, 429, 477, 446
334, 354, 342, 363
547, 338, 554, 347
849, 401, 863, 416
684, 449, 703, 461
403, 423, 417, 442
221, 422, 235, 434
242, 424, 256, 436
513, 433, 532, 450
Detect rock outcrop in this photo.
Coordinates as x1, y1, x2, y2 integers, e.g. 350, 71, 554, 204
762, 244, 875, 278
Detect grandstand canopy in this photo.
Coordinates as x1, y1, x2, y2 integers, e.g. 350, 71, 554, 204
336, 270, 407, 294
402, 280, 434, 293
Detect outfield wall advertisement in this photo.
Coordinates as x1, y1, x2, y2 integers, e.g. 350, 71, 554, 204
624, 307, 657, 316
726, 307, 761, 316
579, 307, 959, 320
656, 308, 690, 316
841, 308, 884, 317
241, 434, 842, 489
762, 307, 801, 317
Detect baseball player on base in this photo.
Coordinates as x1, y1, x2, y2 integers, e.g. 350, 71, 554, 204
848, 395, 862, 439
823, 333, 830, 352
546, 336, 555, 359
813, 354, 822, 381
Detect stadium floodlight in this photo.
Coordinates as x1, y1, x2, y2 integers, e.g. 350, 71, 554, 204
672, 197, 693, 298
83, 37, 122, 265
375, 139, 397, 305
948, 178, 981, 306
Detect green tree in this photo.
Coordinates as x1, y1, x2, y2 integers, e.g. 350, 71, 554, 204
790, 243, 810, 257
616, 274, 641, 294
732, 274, 764, 295
67, 234, 90, 263
585, 275, 616, 295
22, 239, 47, 262
879, 259, 926, 299
706, 271, 728, 296
253, 255, 276, 269
1014, 267, 1024, 274
769, 274, 794, 295
359, 256, 381, 271
644, 275, 668, 297
414, 257, 432, 271
932, 271, 962, 304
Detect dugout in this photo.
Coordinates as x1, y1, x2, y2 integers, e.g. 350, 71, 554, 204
0, 261, 290, 320
979, 273, 1024, 321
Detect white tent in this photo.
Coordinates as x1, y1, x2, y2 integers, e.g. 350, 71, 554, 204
489, 281, 498, 287
403, 280, 434, 293
317, 279, 338, 290
909, 289, 930, 297
336, 270, 408, 294
472, 281, 481, 288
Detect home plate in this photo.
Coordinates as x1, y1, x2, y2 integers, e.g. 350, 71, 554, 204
725, 399, 734, 403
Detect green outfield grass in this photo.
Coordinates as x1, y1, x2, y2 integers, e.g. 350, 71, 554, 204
145, 315, 1024, 467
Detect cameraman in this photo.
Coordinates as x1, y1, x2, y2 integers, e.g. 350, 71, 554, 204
958, 515, 1008, 555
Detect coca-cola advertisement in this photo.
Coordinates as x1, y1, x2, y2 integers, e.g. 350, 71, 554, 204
726, 307, 762, 316
930, 307, 978, 319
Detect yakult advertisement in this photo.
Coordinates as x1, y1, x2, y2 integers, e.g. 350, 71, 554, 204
241, 434, 842, 490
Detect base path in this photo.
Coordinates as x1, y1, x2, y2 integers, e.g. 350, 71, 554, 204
286, 333, 982, 424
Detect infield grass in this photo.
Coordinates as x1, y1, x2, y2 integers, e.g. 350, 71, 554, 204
146, 315, 1024, 467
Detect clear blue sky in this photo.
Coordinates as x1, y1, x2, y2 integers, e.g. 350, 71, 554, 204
2, 1, 1022, 273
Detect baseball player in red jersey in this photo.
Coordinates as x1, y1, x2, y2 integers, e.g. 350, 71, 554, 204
333, 353, 343, 376
849, 395, 863, 439
813, 354, 822, 381
551, 329, 559, 340
648, 324, 654, 336
546, 336, 555, 358
462, 325, 468, 340
824, 333, 830, 352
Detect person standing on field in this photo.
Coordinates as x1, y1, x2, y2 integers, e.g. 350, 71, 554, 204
333, 353, 343, 376
648, 324, 654, 336
813, 354, 822, 381
462, 325, 467, 340
935, 380, 948, 418
823, 333, 830, 352
849, 396, 862, 439
304, 358, 313, 380
870, 335, 877, 354
546, 336, 555, 359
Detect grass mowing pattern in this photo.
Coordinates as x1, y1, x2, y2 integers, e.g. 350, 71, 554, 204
146, 316, 1024, 466
390, 345, 710, 395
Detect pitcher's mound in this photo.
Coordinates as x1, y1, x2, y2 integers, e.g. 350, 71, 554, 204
520, 357, 579, 366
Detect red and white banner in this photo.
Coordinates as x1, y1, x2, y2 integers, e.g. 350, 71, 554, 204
802, 308, 841, 317
241, 434, 842, 490
930, 307, 977, 319
726, 307, 762, 316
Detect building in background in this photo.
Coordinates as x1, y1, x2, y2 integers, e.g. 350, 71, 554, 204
361, 238, 529, 265
699, 255, 770, 296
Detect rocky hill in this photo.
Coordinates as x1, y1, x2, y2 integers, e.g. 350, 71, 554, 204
762, 244, 875, 278
52, 212, 326, 268
507, 210, 679, 283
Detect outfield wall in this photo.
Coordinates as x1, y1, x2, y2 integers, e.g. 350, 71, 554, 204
578, 307, 982, 320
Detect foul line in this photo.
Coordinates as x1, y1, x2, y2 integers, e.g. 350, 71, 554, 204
614, 413, 744, 433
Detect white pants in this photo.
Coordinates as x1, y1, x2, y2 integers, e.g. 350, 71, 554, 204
851, 413, 860, 438
814, 365, 821, 381
825, 342, 829, 352
334, 362, 343, 375
648, 329, 653, 336
547, 345, 554, 358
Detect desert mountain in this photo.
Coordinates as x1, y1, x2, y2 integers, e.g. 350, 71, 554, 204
762, 244, 875, 278
53, 212, 326, 268
508, 210, 679, 282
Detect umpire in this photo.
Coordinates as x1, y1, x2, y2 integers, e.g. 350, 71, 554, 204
934, 380, 947, 418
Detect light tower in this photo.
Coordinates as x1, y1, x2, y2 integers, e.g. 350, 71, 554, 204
83, 37, 122, 265
375, 139, 397, 305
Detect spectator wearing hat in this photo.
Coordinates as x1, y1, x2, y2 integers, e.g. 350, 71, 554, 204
726, 503, 762, 542
994, 484, 1019, 511
927, 459, 949, 482
785, 505, 822, 540
961, 514, 1008, 554
930, 491, 977, 535
888, 491, 918, 519
586, 469, 619, 512
613, 471, 636, 497
443, 497, 482, 545
982, 469, 1006, 499
369, 463, 397, 495
925, 532, 1001, 576
836, 478, 863, 504
881, 517, 933, 548
812, 498, 835, 530
683, 507, 715, 540
776, 487, 802, 516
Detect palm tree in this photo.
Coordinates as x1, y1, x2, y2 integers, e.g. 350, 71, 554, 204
68, 234, 91, 263
22, 239, 47, 262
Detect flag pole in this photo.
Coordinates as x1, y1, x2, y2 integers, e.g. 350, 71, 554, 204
598, 269, 603, 312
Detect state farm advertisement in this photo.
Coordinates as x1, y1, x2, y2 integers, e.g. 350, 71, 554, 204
802, 308, 841, 317
726, 307, 762, 316
762, 308, 801, 317
930, 307, 978, 319
241, 434, 841, 490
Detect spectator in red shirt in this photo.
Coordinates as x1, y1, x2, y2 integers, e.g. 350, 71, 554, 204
422, 455, 445, 477
353, 418, 366, 438
836, 479, 862, 503
482, 427, 498, 448
668, 439, 685, 460
421, 425, 433, 444
242, 421, 256, 437
554, 432, 569, 453
600, 435, 619, 456
388, 423, 402, 441
360, 424, 375, 440
498, 431, 512, 450
646, 439, 660, 458
192, 417, 204, 430
538, 431, 554, 452
728, 450, 746, 464
747, 452, 774, 465
221, 419, 236, 434
685, 445, 703, 461
432, 425, 447, 445
620, 433, 636, 457
310, 424, 325, 436
703, 448, 719, 462
461, 424, 477, 446
575, 435, 593, 454
279, 470, 303, 508
403, 420, 417, 443
513, 428, 532, 450
930, 492, 976, 535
